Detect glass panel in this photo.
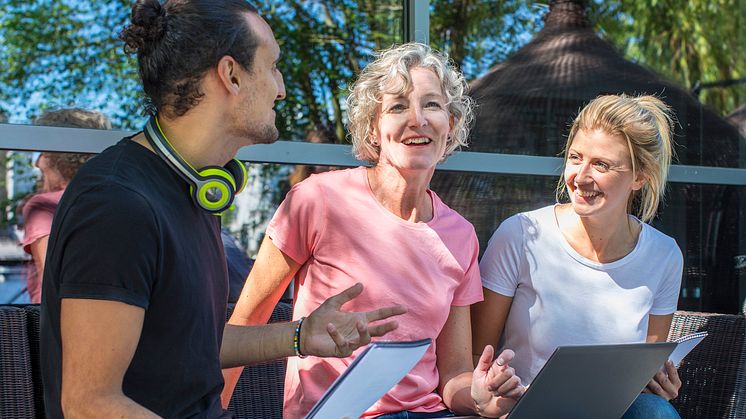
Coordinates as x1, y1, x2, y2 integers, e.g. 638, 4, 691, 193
262, 1, 403, 143
223, 162, 342, 302
429, 1, 745, 167
0, 1, 405, 303
0, 1, 404, 137
0, 145, 110, 304
662, 183, 746, 314
430, 170, 746, 314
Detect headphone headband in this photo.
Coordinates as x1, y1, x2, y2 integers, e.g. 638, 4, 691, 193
143, 116, 202, 186
142, 115, 246, 214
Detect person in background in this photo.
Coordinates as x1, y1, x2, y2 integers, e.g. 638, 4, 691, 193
473, 94, 683, 418
225, 43, 525, 419
20, 108, 111, 303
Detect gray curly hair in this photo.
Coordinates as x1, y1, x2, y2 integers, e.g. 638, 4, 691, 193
346, 43, 474, 163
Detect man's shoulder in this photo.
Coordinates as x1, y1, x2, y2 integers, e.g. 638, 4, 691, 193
77, 138, 150, 178
68, 139, 169, 205
58, 145, 163, 224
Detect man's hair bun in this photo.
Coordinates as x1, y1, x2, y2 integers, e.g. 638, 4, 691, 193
120, 0, 168, 54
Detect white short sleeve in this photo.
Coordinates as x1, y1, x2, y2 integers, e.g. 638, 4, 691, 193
650, 237, 684, 315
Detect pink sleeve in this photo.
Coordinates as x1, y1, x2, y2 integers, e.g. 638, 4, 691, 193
266, 178, 327, 265
451, 232, 484, 306
21, 196, 57, 252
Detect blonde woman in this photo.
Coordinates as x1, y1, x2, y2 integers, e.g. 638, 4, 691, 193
474, 94, 683, 418
224, 43, 524, 418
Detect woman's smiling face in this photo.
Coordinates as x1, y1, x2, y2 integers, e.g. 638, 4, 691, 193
564, 128, 645, 221
373, 67, 452, 172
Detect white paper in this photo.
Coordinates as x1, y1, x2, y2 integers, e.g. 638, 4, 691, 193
669, 331, 708, 367
306, 339, 431, 419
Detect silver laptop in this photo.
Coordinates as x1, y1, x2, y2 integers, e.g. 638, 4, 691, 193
507, 342, 676, 419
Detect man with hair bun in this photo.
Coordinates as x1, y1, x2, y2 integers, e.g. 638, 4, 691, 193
39, 1, 405, 418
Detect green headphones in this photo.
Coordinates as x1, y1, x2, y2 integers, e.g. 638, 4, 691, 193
143, 115, 247, 214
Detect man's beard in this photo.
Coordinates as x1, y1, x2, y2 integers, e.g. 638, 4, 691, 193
232, 117, 279, 145
250, 123, 279, 145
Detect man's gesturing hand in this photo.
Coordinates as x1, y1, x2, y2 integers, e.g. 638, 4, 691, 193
301, 283, 407, 357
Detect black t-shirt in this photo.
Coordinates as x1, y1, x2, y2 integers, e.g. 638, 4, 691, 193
40, 138, 229, 418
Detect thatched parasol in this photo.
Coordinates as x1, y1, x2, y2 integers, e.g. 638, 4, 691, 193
727, 104, 746, 137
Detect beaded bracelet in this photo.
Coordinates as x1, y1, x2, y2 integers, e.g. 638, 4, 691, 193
293, 316, 307, 358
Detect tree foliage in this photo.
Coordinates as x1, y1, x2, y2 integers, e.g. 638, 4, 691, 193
259, 0, 402, 143
1, 0, 742, 130
429, 0, 544, 80
0, 0, 141, 128
590, 0, 745, 114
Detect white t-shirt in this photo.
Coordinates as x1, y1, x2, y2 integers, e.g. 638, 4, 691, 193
480, 205, 683, 386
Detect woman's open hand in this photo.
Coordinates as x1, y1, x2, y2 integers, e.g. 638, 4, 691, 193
471, 346, 525, 418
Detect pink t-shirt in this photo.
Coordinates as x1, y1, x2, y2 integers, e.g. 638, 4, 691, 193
20, 189, 64, 303
268, 167, 483, 418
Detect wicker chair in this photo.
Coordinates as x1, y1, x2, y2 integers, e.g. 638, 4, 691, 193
0, 302, 291, 419
668, 311, 746, 419
0, 306, 36, 418
22, 305, 45, 419
3, 304, 743, 419
226, 301, 292, 419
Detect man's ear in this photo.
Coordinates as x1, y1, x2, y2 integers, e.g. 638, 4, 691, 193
216, 56, 241, 95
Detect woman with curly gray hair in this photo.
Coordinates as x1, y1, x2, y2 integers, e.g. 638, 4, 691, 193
225, 43, 524, 418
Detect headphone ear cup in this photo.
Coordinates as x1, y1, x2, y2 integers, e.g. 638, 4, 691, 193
194, 167, 237, 213
224, 159, 247, 194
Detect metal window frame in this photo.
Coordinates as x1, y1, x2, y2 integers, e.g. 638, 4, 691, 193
403, 0, 430, 44
1, 124, 744, 185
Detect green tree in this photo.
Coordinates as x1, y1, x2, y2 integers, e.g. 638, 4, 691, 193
591, 0, 746, 115
260, 0, 402, 143
429, 0, 542, 80
0, 0, 140, 128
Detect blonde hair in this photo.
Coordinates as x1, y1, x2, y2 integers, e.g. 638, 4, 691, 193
556, 94, 676, 223
346, 43, 474, 163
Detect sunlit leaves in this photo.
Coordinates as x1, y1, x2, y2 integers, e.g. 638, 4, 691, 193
591, 0, 745, 114
0, 0, 139, 128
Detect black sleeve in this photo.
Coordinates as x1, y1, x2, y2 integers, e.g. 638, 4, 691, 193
54, 183, 160, 309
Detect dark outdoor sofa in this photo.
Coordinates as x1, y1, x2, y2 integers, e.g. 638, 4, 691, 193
1, 303, 743, 418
